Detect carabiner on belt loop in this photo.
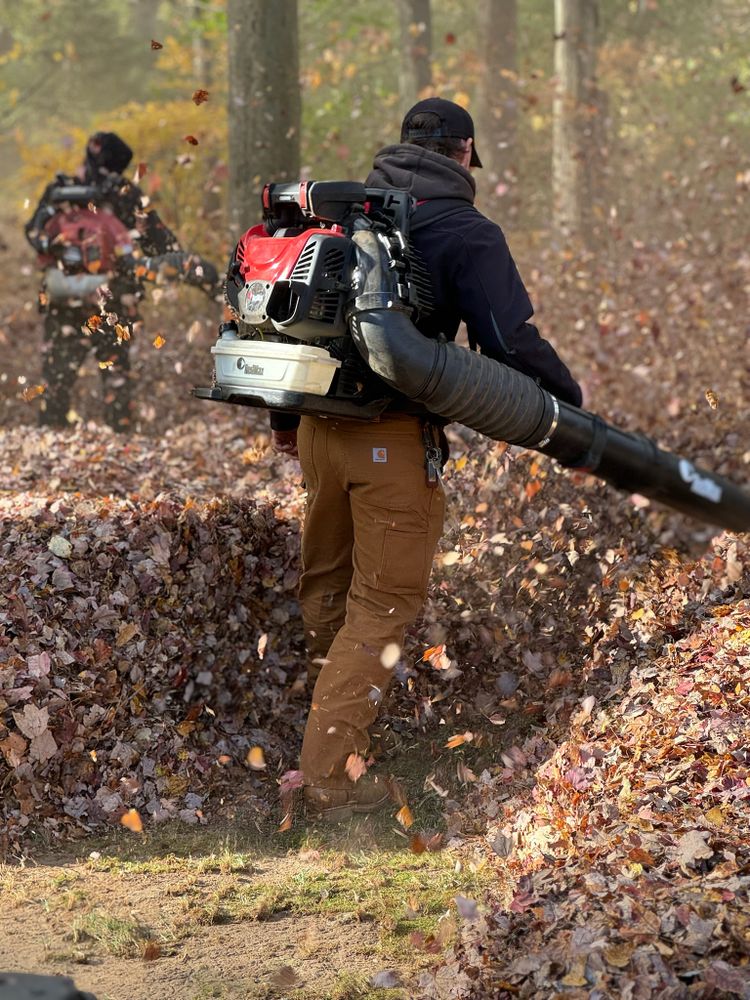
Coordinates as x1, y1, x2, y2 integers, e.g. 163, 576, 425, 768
422, 421, 442, 488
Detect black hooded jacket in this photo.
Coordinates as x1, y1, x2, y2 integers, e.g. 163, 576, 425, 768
366, 144, 582, 407
270, 144, 582, 431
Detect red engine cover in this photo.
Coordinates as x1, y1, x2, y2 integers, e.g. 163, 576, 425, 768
40, 206, 132, 272
235, 224, 347, 284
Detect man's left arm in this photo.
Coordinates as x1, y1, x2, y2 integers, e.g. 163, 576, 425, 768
114, 179, 221, 296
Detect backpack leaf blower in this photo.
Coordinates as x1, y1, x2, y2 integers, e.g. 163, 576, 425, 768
38, 181, 218, 300
193, 181, 750, 532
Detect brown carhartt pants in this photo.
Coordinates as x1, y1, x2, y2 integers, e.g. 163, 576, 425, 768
298, 413, 445, 785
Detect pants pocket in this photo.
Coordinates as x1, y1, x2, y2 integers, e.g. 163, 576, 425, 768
375, 492, 445, 596
298, 419, 318, 494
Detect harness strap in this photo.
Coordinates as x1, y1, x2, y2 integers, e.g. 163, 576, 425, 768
409, 198, 480, 352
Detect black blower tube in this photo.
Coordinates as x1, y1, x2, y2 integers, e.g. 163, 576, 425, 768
347, 230, 750, 532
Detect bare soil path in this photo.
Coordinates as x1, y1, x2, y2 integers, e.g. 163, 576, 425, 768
0, 790, 497, 1000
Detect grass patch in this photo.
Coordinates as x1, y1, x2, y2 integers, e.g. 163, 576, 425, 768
0, 868, 34, 906
274, 976, 405, 1000
0, 868, 88, 911
86, 848, 256, 877
71, 909, 159, 958
43, 887, 89, 912
328, 972, 405, 1000
149, 842, 491, 965
194, 849, 492, 959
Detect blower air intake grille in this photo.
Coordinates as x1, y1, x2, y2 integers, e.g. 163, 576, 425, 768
310, 290, 341, 324
290, 242, 317, 281
324, 246, 346, 280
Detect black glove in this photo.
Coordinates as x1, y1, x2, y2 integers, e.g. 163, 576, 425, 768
184, 254, 220, 291
139, 252, 222, 298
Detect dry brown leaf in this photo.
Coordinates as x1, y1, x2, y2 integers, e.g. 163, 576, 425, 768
140, 940, 161, 961
445, 731, 474, 749
704, 806, 725, 827
246, 746, 266, 770
120, 808, 143, 833
705, 388, 719, 409
345, 752, 367, 782
396, 804, 414, 829
115, 622, 139, 647
604, 943, 634, 968
422, 643, 451, 670
21, 385, 45, 402
676, 829, 714, 870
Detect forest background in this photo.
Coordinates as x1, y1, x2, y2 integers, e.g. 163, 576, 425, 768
1, 2, 750, 999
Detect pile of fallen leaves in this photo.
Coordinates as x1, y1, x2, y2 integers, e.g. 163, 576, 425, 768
418, 534, 750, 998
0, 418, 309, 854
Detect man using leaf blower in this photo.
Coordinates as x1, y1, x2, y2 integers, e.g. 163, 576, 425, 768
276, 99, 582, 821
25, 131, 221, 431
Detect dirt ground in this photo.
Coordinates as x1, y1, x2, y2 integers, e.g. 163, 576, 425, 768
1, 870, 389, 1000
0, 812, 474, 1000
2, 868, 378, 1000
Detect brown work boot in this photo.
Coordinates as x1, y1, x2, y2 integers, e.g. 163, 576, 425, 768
304, 774, 392, 822
368, 724, 403, 759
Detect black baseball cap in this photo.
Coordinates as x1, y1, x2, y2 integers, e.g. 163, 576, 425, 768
401, 97, 482, 168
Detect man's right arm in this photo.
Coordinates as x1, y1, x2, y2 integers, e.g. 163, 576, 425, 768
455, 219, 582, 407
479, 321, 583, 408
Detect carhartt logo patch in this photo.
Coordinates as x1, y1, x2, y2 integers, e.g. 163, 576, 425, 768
372, 447, 388, 463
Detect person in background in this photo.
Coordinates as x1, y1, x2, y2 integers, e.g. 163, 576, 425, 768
273, 98, 582, 821
24, 131, 220, 431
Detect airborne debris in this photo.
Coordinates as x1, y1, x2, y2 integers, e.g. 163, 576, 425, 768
120, 808, 143, 833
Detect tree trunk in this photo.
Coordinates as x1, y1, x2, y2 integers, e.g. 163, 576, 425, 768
396, 0, 432, 108
552, 0, 598, 243
227, 0, 301, 238
475, 0, 519, 225
191, 0, 211, 86
132, 0, 159, 43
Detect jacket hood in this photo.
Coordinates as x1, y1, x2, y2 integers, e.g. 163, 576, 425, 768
366, 143, 476, 203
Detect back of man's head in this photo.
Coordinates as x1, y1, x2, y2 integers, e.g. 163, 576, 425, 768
85, 132, 133, 180
400, 97, 482, 167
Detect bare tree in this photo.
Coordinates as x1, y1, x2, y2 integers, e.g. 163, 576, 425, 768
227, 0, 301, 237
132, 0, 158, 43
552, 0, 598, 242
191, 0, 211, 85
397, 0, 432, 107
475, 0, 519, 225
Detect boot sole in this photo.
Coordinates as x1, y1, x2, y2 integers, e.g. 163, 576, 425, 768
305, 794, 390, 823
